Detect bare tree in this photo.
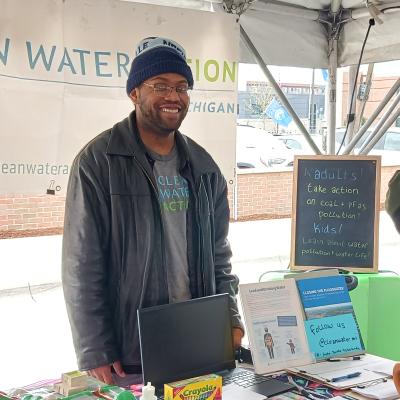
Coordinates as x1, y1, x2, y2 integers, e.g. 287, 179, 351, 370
245, 82, 275, 130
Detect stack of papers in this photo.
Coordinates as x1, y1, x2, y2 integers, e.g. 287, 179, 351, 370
351, 380, 400, 400
287, 354, 397, 389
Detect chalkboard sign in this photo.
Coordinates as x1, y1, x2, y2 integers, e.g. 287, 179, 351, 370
290, 155, 380, 272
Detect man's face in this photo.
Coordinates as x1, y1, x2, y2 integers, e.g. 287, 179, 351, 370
130, 72, 190, 135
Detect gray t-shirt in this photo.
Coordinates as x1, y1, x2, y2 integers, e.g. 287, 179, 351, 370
149, 146, 191, 303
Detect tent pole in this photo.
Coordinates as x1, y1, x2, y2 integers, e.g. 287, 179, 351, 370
327, 38, 338, 155
354, 63, 374, 133
240, 25, 321, 154
308, 69, 315, 134
359, 91, 400, 154
345, 65, 358, 146
342, 78, 400, 154
360, 105, 400, 155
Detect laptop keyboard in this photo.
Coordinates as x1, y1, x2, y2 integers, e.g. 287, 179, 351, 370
222, 368, 272, 388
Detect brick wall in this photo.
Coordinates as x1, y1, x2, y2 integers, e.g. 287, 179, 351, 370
233, 165, 399, 220
342, 74, 398, 125
0, 194, 66, 236
234, 170, 293, 220
0, 165, 398, 237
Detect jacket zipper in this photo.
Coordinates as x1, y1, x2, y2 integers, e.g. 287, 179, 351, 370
197, 176, 207, 296
132, 155, 168, 306
184, 167, 207, 298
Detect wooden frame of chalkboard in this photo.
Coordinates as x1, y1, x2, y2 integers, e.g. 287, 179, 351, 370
290, 155, 380, 272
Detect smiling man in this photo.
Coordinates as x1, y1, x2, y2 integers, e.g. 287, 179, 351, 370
62, 37, 244, 386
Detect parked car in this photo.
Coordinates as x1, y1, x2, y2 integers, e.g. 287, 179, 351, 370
277, 134, 324, 154
236, 125, 295, 169
277, 128, 400, 166
336, 127, 400, 165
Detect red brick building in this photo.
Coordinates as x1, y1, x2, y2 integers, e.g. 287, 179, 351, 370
341, 74, 399, 127
1, 165, 398, 238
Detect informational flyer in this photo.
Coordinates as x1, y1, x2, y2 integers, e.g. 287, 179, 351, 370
296, 275, 364, 360
239, 280, 314, 374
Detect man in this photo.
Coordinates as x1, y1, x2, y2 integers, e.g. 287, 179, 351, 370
386, 169, 400, 233
263, 327, 274, 359
286, 339, 295, 354
62, 37, 244, 385
386, 170, 400, 393
394, 363, 400, 394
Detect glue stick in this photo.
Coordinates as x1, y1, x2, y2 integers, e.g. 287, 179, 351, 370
140, 383, 156, 400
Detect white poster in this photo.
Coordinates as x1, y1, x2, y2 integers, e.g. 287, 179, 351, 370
0, 0, 238, 194
239, 280, 314, 375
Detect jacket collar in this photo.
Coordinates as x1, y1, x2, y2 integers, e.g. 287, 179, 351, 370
105, 111, 219, 184
106, 111, 144, 157
106, 111, 190, 168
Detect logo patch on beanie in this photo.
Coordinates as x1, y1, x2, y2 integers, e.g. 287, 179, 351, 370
126, 36, 193, 95
135, 37, 186, 60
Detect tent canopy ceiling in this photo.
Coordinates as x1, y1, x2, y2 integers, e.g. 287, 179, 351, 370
129, 0, 400, 68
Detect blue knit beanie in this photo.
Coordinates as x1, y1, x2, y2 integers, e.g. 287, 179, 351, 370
126, 37, 194, 95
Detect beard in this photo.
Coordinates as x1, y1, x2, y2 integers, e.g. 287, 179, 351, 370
136, 98, 189, 136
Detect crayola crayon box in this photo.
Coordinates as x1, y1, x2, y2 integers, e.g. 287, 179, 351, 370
164, 373, 222, 400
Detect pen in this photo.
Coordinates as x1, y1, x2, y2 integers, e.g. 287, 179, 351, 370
330, 371, 361, 382
327, 356, 361, 362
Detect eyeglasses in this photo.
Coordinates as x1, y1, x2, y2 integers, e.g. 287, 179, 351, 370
142, 82, 191, 97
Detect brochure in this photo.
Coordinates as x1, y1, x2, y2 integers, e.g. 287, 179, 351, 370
239, 279, 314, 375
240, 275, 394, 390
295, 275, 364, 360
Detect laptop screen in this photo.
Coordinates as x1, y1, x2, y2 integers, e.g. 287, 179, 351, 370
137, 294, 236, 389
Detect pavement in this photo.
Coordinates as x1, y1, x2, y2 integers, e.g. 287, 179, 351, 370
0, 212, 399, 389
1, 211, 400, 291
229, 211, 400, 283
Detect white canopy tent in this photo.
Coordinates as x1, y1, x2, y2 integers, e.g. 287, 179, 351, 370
130, 0, 400, 66
237, 0, 400, 68
131, 0, 400, 155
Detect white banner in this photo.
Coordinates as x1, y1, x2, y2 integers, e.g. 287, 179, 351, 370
0, 0, 238, 194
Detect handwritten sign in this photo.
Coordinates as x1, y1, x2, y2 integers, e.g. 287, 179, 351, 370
297, 275, 365, 360
290, 156, 380, 272
304, 314, 363, 359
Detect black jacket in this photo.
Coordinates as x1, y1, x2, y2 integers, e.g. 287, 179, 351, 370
62, 112, 243, 370
386, 170, 400, 234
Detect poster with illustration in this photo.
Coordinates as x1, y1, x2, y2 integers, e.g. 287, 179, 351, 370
240, 280, 314, 374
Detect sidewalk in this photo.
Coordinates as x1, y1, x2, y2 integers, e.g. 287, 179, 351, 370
229, 211, 400, 284
1, 211, 399, 291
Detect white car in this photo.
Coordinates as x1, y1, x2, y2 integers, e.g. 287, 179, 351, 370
336, 127, 400, 165
276, 134, 324, 154
236, 125, 295, 169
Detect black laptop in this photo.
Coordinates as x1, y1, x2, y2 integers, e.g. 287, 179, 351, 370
137, 294, 294, 398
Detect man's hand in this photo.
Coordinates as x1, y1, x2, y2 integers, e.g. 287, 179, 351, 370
88, 361, 125, 384
393, 363, 400, 394
232, 327, 244, 349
